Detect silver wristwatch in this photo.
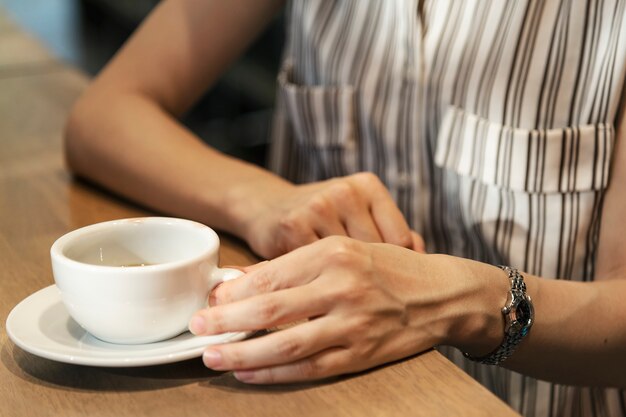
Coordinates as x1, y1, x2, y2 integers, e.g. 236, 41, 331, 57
464, 266, 534, 366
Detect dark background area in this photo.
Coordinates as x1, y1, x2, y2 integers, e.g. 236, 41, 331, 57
3, 0, 285, 166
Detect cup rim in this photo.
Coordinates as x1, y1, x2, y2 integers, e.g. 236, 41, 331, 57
50, 217, 220, 272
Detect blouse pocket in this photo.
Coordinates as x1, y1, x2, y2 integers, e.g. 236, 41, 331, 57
434, 106, 614, 194
433, 105, 615, 278
278, 61, 359, 179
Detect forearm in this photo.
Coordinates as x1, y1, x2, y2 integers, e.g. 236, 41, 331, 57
453, 259, 626, 388
503, 274, 626, 387
65, 92, 293, 238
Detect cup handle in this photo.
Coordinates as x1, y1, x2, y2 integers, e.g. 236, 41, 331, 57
209, 267, 244, 291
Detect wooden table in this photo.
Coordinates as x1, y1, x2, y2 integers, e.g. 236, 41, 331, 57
0, 12, 518, 417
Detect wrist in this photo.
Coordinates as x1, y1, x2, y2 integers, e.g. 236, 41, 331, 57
222, 174, 294, 241
464, 266, 535, 365
439, 258, 510, 357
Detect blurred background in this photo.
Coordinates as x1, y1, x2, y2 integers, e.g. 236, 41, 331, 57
1, 0, 285, 166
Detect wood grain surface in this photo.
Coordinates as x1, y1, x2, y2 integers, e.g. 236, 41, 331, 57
0, 11, 519, 417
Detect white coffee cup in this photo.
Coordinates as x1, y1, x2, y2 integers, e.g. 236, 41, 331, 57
50, 217, 243, 344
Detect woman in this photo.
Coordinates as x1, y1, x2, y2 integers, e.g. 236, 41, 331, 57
65, 1, 626, 415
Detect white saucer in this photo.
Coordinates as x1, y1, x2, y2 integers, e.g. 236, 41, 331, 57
6, 285, 248, 367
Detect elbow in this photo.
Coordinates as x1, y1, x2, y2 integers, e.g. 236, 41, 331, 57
63, 92, 100, 179
64, 97, 87, 176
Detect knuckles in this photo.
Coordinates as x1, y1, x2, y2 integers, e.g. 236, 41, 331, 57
277, 214, 310, 252
275, 336, 304, 360
349, 315, 378, 338
321, 236, 358, 261
250, 270, 273, 294
332, 278, 372, 306
350, 172, 382, 189
257, 297, 281, 323
306, 195, 333, 218
314, 236, 375, 303
326, 181, 358, 204
278, 213, 304, 235
319, 236, 370, 270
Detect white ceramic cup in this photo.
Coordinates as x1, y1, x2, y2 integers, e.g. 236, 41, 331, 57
50, 217, 242, 344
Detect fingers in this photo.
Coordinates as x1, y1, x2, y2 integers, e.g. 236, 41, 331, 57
208, 261, 268, 306
294, 193, 349, 238
341, 206, 384, 243
277, 216, 319, 253
348, 173, 413, 248
201, 317, 344, 371
411, 231, 426, 253
270, 173, 416, 253
211, 243, 327, 305
299, 183, 379, 241
233, 347, 355, 384
317, 178, 384, 243
191, 283, 331, 335
370, 198, 412, 248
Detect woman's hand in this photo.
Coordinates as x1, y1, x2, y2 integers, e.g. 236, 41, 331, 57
231, 172, 425, 259
189, 236, 503, 384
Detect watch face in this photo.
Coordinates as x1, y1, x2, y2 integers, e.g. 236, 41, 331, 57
515, 298, 533, 326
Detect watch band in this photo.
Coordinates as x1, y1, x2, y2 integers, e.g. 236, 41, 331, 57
463, 266, 533, 366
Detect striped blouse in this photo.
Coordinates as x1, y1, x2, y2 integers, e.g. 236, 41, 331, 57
267, 1, 626, 416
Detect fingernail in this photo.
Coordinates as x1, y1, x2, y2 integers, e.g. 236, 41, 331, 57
189, 316, 206, 335
202, 349, 222, 368
234, 370, 255, 382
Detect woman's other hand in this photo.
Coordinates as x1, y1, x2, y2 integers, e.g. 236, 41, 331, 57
230, 172, 425, 258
